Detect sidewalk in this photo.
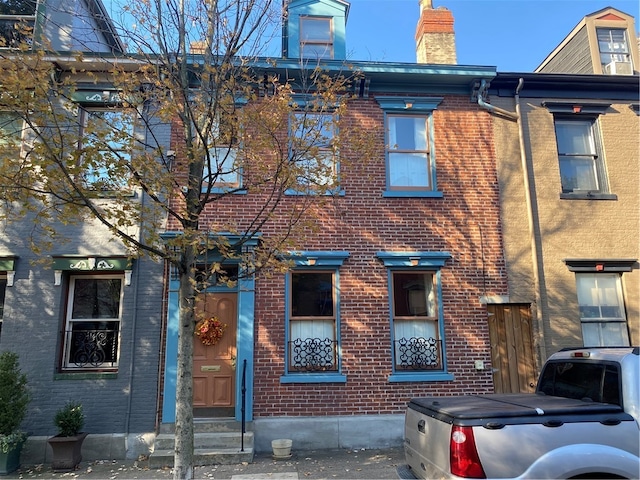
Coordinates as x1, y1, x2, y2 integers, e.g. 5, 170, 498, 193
9, 447, 405, 479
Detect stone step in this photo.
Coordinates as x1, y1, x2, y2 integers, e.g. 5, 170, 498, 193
148, 447, 254, 468
159, 419, 253, 434
154, 431, 253, 450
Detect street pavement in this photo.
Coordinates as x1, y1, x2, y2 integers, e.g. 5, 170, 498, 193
8, 447, 406, 480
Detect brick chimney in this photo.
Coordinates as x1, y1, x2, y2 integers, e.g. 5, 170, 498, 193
416, 0, 457, 64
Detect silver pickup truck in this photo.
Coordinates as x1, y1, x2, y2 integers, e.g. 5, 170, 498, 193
398, 346, 640, 479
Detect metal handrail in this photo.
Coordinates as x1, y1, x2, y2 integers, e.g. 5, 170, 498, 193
241, 359, 247, 452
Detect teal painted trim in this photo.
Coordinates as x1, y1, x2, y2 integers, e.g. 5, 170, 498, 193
161, 287, 180, 423
160, 232, 261, 247
54, 372, 118, 380
203, 187, 248, 195
285, 188, 345, 196
382, 190, 443, 198
388, 372, 454, 382
376, 251, 451, 268
286, 251, 349, 267
236, 272, 255, 422
52, 256, 132, 271
280, 373, 347, 384
375, 96, 443, 112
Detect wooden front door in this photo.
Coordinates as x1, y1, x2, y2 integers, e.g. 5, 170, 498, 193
193, 292, 237, 417
487, 304, 536, 394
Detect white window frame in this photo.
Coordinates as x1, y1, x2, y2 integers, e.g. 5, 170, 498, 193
62, 274, 124, 371
596, 28, 631, 67
78, 106, 135, 190
576, 273, 630, 347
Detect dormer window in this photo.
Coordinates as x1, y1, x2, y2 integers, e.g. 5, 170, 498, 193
0, 0, 37, 48
597, 28, 633, 74
283, 0, 348, 61
300, 16, 333, 60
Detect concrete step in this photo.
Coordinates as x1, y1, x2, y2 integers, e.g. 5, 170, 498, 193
154, 431, 254, 450
148, 447, 254, 468
159, 419, 253, 434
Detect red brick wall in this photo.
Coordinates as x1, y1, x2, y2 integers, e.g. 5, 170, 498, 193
170, 93, 506, 417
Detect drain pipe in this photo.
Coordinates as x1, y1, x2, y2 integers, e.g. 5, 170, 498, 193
477, 79, 518, 121
478, 78, 547, 371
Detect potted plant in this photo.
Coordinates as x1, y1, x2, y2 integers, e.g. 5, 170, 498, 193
0, 351, 30, 474
47, 401, 87, 471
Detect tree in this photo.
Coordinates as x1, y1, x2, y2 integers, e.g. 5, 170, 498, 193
0, 1, 372, 478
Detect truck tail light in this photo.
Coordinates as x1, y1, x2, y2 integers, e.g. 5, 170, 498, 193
450, 425, 486, 478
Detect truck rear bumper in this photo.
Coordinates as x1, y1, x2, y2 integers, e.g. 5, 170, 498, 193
397, 464, 419, 479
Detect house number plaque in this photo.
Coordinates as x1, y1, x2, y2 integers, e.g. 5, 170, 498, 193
201, 365, 221, 372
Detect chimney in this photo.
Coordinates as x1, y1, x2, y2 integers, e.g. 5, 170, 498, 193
415, 0, 457, 64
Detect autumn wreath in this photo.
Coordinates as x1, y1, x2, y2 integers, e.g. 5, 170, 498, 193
195, 317, 226, 346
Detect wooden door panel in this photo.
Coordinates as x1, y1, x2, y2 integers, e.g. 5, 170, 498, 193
193, 293, 237, 414
488, 304, 535, 394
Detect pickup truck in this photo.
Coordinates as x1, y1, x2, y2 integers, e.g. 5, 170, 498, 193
398, 346, 640, 479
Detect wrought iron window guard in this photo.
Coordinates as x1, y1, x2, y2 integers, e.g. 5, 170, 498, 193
65, 328, 119, 368
395, 336, 442, 370
289, 337, 337, 372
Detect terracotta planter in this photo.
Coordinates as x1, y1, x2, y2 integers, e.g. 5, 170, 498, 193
47, 432, 88, 472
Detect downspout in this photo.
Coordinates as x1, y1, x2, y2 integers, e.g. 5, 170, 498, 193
478, 78, 546, 371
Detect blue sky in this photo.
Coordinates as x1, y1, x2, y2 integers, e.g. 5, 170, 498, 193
344, 0, 640, 71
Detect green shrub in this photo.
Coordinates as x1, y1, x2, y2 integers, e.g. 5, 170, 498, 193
0, 352, 30, 452
54, 402, 84, 437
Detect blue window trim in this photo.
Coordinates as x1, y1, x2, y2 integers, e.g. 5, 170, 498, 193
377, 251, 454, 382
280, 251, 348, 383
376, 96, 443, 197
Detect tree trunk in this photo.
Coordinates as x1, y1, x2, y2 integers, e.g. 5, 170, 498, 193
173, 247, 197, 480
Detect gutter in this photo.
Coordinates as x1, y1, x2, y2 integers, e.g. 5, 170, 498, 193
478, 78, 547, 370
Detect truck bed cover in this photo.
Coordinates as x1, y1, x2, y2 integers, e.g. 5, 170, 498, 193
408, 393, 630, 427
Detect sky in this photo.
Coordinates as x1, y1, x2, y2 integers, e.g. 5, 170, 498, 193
344, 0, 640, 71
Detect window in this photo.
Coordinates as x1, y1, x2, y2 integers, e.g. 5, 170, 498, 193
377, 251, 451, 381
282, 251, 348, 383
289, 271, 337, 372
597, 28, 632, 71
203, 110, 241, 190
289, 111, 338, 192
0, 111, 24, 159
62, 275, 123, 371
376, 96, 443, 197
78, 107, 135, 190
554, 118, 607, 195
300, 16, 333, 59
0, 0, 36, 48
391, 272, 441, 370
576, 273, 630, 347
538, 360, 621, 405
387, 115, 430, 190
